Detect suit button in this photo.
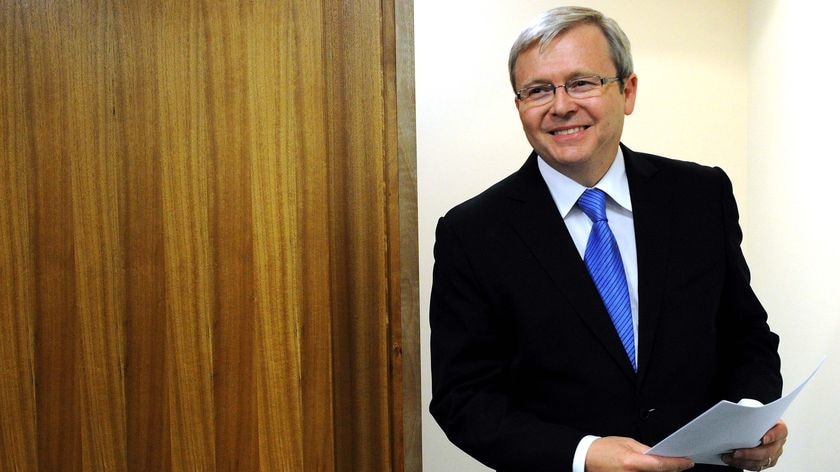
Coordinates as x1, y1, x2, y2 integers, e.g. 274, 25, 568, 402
639, 408, 655, 420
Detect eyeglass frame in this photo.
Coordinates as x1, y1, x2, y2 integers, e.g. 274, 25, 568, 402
515, 75, 624, 104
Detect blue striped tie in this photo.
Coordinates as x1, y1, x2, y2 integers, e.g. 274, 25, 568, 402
577, 188, 636, 371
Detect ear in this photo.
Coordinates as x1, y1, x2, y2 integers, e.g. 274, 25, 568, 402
622, 73, 638, 115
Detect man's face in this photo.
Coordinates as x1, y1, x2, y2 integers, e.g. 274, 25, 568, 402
513, 23, 637, 185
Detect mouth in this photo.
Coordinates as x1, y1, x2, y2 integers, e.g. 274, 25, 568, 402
549, 126, 589, 136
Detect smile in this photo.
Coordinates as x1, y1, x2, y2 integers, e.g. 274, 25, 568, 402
549, 126, 588, 135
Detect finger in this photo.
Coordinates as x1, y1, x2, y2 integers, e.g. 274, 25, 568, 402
635, 450, 693, 471
769, 446, 783, 467
735, 436, 785, 461
726, 448, 781, 471
723, 453, 759, 470
762, 420, 788, 445
641, 456, 694, 472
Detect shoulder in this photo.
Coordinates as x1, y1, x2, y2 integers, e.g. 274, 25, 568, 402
626, 146, 724, 177
444, 175, 515, 221
441, 153, 542, 225
624, 145, 732, 191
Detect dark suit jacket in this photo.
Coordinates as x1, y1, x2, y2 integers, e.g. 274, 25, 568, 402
429, 145, 782, 472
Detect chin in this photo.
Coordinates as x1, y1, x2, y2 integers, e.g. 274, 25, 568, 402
541, 152, 591, 168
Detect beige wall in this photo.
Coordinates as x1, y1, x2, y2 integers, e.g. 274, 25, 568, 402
417, 1, 836, 470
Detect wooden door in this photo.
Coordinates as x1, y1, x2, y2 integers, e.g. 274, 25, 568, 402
0, 1, 419, 470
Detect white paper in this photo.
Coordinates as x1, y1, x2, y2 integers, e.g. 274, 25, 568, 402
645, 357, 826, 465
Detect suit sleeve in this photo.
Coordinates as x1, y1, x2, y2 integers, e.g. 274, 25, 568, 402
429, 215, 582, 472
713, 167, 783, 404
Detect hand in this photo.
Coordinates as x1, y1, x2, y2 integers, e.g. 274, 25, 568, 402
585, 436, 695, 472
721, 420, 787, 471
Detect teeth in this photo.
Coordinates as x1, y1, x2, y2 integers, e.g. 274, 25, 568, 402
552, 126, 585, 135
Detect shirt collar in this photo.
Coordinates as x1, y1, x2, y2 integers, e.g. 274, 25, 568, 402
537, 147, 633, 218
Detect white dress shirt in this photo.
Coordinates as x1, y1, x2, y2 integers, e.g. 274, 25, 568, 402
537, 148, 637, 472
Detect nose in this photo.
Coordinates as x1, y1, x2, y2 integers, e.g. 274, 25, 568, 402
549, 87, 578, 117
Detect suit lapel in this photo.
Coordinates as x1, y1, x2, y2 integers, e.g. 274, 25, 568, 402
503, 152, 637, 379
622, 144, 671, 382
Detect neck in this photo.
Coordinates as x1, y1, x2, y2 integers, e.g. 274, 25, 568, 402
546, 154, 615, 188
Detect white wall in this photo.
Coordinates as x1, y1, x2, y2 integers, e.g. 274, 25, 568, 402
416, 1, 837, 470
746, 1, 840, 470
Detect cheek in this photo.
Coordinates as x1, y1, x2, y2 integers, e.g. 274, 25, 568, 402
521, 109, 546, 131
590, 103, 624, 129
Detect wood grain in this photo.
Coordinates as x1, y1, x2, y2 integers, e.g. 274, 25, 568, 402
0, 3, 38, 470
394, 1, 423, 470
0, 0, 419, 471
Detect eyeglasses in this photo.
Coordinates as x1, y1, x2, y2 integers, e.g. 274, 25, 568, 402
515, 75, 623, 105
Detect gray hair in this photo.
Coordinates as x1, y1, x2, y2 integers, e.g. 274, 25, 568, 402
508, 6, 634, 91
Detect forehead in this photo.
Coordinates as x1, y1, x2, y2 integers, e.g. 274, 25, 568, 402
514, 23, 615, 86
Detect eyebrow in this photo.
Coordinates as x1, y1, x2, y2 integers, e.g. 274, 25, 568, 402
518, 79, 553, 90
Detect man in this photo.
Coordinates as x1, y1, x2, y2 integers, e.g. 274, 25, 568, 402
429, 6, 786, 472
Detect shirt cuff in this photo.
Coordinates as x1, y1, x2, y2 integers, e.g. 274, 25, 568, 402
572, 435, 600, 472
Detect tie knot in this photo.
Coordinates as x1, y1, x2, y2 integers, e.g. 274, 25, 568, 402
578, 188, 608, 222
